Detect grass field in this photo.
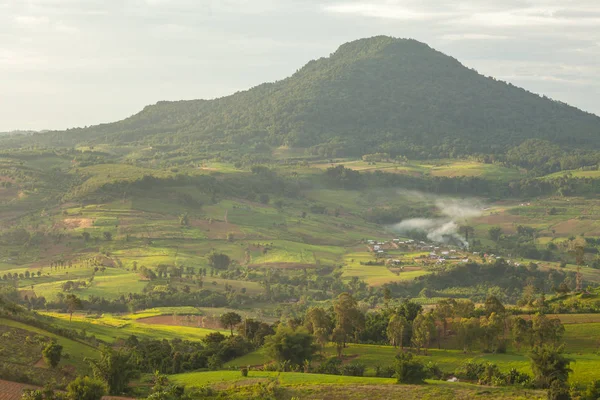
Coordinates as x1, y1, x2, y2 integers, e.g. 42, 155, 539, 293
0, 318, 98, 369
38, 312, 227, 343
224, 338, 600, 385
341, 252, 430, 286
171, 371, 544, 399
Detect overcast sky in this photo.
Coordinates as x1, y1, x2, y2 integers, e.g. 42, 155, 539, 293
1, 0, 599, 132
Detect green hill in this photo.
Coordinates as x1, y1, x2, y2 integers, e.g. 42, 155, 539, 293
5, 36, 600, 160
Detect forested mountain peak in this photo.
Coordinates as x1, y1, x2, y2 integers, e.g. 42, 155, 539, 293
7, 36, 600, 159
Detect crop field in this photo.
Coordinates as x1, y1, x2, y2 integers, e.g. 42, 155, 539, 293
0, 318, 98, 369
308, 159, 522, 181
473, 197, 600, 239
341, 252, 430, 286
38, 312, 228, 343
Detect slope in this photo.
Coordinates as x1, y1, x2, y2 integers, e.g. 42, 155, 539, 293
5, 36, 599, 160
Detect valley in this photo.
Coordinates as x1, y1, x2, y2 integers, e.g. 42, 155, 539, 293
2, 36, 600, 400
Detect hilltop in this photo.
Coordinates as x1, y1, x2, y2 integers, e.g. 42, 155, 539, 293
4, 36, 599, 162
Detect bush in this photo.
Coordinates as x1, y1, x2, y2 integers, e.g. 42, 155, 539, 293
314, 357, 342, 375
478, 363, 504, 386
424, 361, 443, 380
395, 353, 427, 384
42, 342, 63, 368
241, 367, 249, 377
375, 364, 396, 378
506, 368, 532, 386
66, 376, 107, 400
455, 361, 486, 381
341, 363, 365, 377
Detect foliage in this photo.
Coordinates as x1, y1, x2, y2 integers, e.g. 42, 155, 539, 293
263, 325, 318, 368
42, 342, 63, 368
220, 312, 242, 336
529, 345, 572, 389
394, 352, 427, 384
86, 346, 138, 395
65, 376, 107, 400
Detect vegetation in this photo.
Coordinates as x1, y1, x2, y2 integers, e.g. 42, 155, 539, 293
2, 35, 600, 400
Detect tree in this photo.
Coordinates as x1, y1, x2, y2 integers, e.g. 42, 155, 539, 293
333, 292, 365, 347
208, 252, 231, 270
86, 346, 138, 395
488, 226, 502, 242
480, 312, 504, 353
82, 232, 91, 242
434, 298, 456, 339
386, 314, 408, 348
66, 376, 107, 400
484, 295, 505, 316
42, 342, 63, 368
456, 317, 480, 353
412, 312, 436, 355
220, 312, 242, 336
511, 316, 531, 351
531, 314, 564, 347
529, 345, 572, 390
65, 294, 82, 322
264, 325, 318, 368
304, 306, 332, 349
103, 231, 112, 241
394, 352, 427, 384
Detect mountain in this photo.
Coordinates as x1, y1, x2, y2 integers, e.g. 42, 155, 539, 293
8, 36, 600, 159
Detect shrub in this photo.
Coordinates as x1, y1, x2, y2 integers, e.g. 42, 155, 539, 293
478, 363, 504, 386
341, 363, 365, 377
314, 357, 342, 375
455, 361, 486, 381
375, 364, 396, 378
506, 368, 532, 386
424, 361, 443, 380
241, 367, 249, 377
42, 342, 63, 368
394, 352, 427, 384
66, 376, 107, 400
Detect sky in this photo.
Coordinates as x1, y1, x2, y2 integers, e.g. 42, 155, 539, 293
1, 0, 599, 132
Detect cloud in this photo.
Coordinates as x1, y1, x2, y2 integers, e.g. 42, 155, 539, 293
0, 0, 598, 131
14, 15, 50, 25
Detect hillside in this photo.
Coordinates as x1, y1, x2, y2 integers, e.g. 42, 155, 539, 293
4, 36, 599, 160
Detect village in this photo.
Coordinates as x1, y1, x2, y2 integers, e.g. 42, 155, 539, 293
365, 238, 521, 271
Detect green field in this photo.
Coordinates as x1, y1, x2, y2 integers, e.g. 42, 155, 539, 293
0, 318, 98, 369
38, 312, 227, 343
171, 371, 544, 399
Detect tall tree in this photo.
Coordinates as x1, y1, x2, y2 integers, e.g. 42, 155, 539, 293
65, 294, 82, 322
412, 312, 436, 355
219, 312, 242, 336
333, 292, 365, 347
386, 314, 408, 348
434, 298, 456, 339
304, 306, 332, 349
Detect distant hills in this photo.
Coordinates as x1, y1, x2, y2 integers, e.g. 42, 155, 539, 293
6, 36, 600, 159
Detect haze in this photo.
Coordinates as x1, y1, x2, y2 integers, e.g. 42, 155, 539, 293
1, 0, 599, 132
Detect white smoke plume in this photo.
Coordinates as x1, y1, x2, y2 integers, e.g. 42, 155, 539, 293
391, 190, 484, 247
